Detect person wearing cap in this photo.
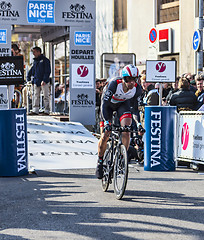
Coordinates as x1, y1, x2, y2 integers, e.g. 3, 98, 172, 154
95, 64, 142, 179
27, 46, 51, 115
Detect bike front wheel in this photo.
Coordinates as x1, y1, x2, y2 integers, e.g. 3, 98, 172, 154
113, 144, 128, 200
102, 142, 112, 192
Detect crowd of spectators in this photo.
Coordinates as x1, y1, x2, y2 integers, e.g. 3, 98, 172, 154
93, 71, 204, 130
139, 72, 203, 109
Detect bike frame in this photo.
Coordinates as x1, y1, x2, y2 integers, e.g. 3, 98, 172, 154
102, 124, 137, 199
107, 126, 123, 175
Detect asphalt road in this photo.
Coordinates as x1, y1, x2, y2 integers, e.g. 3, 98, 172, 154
0, 164, 204, 240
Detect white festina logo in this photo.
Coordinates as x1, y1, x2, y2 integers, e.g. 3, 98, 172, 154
1, 62, 15, 70
0, 62, 22, 77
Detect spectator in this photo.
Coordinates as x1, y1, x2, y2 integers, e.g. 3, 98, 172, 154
11, 43, 24, 108
166, 77, 180, 104
55, 82, 61, 98
141, 69, 146, 75
95, 79, 102, 107
182, 73, 197, 92
139, 75, 154, 105
55, 84, 69, 113
27, 46, 51, 115
11, 43, 23, 57
100, 78, 107, 89
195, 74, 204, 109
128, 126, 145, 164
162, 82, 171, 99
169, 77, 198, 112
138, 75, 156, 126
94, 79, 103, 133
130, 78, 143, 130
146, 82, 159, 106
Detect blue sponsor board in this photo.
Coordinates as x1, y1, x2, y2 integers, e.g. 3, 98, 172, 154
74, 31, 92, 46
144, 106, 176, 171
0, 109, 28, 176
27, 0, 55, 24
0, 29, 7, 44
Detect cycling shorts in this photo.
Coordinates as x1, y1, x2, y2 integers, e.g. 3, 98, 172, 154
100, 100, 132, 127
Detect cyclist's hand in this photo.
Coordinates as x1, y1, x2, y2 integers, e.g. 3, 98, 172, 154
103, 121, 112, 133
137, 123, 146, 133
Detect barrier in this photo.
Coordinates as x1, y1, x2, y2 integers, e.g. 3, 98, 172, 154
0, 109, 28, 176
177, 111, 204, 165
144, 106, 177, 171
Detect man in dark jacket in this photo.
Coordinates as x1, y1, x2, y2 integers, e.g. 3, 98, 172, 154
27, 46, 51, 115
169, 77, 198, 112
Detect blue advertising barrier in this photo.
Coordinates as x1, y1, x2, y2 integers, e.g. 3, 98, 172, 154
0, 109, 28, 176
144, 106, 177, 171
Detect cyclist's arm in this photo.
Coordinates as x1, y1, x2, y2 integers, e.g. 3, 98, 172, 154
103, 80, 117, 102
101, 80, 117, 122
134, 83, 142, 99
132, 84, 143, 126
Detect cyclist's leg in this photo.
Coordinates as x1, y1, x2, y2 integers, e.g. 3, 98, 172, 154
96, 104, 113, 179
117, 101, 132, 150
98, 122, 111, 158
96, 129, 110, 179
120, 116, 132, 150
98, 103, 113, 158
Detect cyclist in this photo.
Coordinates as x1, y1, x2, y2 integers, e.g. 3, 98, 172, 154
96, 64, 142, 179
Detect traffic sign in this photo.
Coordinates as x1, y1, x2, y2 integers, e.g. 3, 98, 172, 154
149, 28, 157, 43
193, 30, 201, 51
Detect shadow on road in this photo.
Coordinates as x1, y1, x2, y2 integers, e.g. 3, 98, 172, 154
0, 169, 204, 239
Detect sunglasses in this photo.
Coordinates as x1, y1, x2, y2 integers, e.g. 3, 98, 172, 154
124, 76, 138, 83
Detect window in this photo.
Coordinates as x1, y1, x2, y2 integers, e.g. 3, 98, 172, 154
157, 0, 179, 24
161, 0, 176, 3
114, 0, 127, 32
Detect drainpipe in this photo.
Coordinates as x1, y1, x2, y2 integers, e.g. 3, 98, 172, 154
197, 0, 203, 74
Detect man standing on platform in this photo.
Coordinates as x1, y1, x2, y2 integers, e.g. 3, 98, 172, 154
27, 46, 51, 115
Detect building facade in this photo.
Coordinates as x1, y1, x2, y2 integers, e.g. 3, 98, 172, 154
109, 0, 203, 76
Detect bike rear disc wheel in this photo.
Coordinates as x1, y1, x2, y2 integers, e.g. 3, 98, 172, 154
113, 144, 128, 200
102, 142, 112, 192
